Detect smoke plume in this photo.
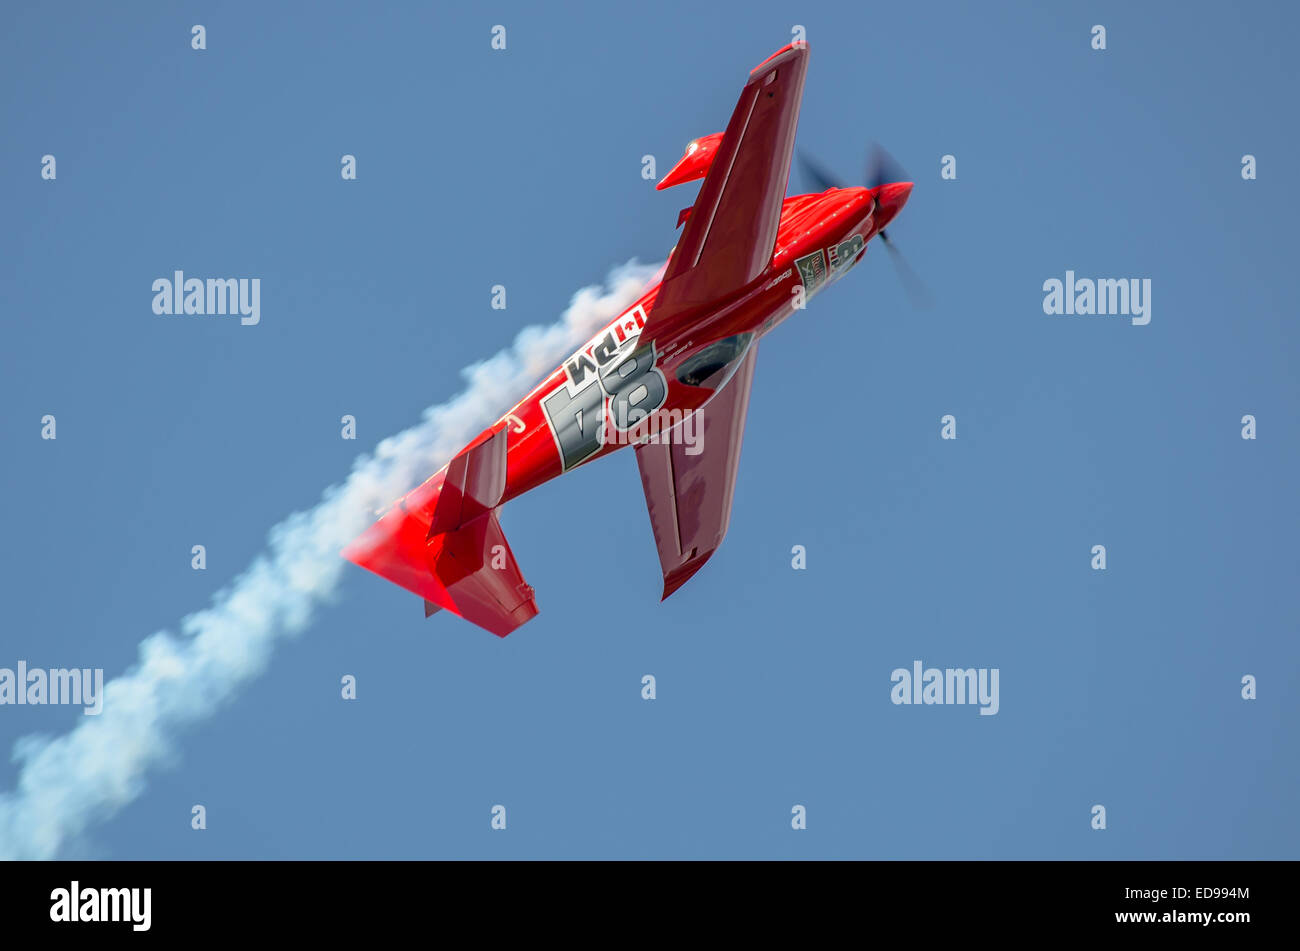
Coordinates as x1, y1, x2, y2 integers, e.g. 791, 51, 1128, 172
0, 260, 660, 859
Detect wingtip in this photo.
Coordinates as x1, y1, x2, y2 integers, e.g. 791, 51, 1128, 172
750, 40, 808, 75
660, 559, 709, 601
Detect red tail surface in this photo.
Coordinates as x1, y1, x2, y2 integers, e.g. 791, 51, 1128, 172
342, 427, 538, 637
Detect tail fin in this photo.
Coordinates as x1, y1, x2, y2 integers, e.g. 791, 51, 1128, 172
342, 427, 539, 637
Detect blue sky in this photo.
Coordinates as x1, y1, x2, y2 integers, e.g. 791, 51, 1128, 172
1, 0, 1296, 859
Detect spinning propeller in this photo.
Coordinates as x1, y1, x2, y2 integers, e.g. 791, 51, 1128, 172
798, 145, 932, 308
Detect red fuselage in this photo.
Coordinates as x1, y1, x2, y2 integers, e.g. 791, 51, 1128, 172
471, 182, 912, 504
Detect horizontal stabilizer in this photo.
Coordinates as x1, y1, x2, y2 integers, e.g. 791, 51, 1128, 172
426, 509, 538, 637
428, 426, 508, 537
343, 450, 539, 637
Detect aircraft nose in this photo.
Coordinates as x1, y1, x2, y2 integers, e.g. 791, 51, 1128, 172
874, 181, 913, 228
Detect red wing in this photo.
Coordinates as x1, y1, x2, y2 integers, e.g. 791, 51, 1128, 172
648, 43, 809, 327
634, 345, 759, 599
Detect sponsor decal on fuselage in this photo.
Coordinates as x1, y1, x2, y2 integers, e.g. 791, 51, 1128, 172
794, 233, 867, 302
762, 267, 794, 291
540, 305, 669, 470
827, 234, 864, 272
794, 249, 827, 295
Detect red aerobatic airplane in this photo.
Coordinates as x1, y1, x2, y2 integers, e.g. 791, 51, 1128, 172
343, 41, 913, 636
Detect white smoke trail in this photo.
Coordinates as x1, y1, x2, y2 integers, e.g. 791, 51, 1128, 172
0, 260, 661, 860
